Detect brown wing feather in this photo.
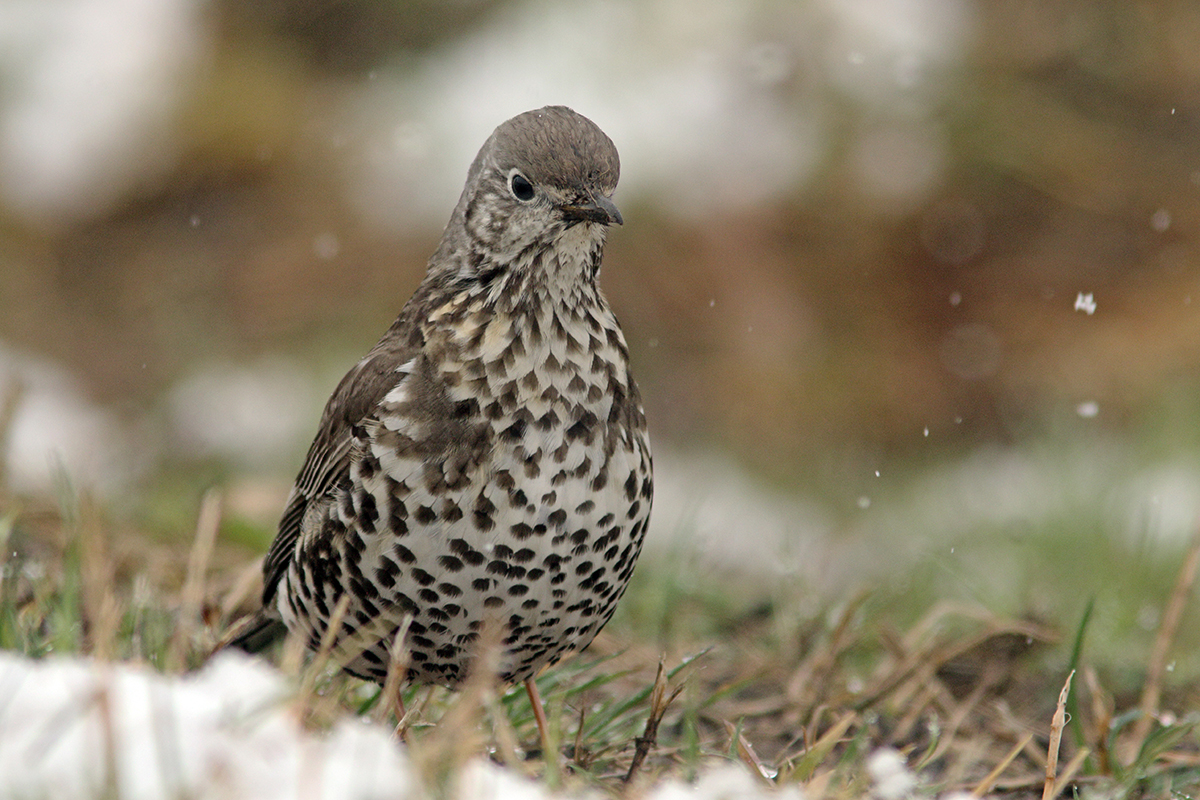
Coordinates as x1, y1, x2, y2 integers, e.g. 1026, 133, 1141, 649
261, 307, 426, 606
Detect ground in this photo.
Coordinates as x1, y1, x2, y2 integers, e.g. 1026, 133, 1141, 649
1, 476, 1198, 799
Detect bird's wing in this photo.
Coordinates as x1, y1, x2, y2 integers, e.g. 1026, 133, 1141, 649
262, 325, 420, 606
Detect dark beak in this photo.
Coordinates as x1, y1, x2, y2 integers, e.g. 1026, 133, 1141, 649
559, 193, 623, 226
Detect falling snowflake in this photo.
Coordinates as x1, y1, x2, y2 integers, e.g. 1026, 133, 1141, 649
1074, 292, 1096, 315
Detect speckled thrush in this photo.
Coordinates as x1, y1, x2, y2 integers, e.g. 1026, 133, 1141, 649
229, 106, 652, 750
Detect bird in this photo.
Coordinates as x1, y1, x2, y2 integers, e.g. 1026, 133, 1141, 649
227, 106, 652, 749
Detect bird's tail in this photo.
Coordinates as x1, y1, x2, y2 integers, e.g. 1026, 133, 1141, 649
218, 611, 289, 654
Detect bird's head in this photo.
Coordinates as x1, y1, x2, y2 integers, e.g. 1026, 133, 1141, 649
431, 106, 622, 294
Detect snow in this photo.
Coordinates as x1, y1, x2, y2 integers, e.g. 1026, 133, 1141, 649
865, 748, 915, 800
0, 343, 134, 496
0, 651, 805, 800
0, 651, 410, 800
0, 0, 205, 224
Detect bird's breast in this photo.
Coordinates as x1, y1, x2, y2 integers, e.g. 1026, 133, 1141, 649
313, 296, 650, 685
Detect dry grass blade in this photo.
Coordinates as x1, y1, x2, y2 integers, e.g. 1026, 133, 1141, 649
972, 732, 1033, 797
313, 595, 352, 673
916, 673, 990, 768
484, 685, 523, 770
95, 668, 121, 798
91, 593, 124, 662
1083, 666, 1113, 775
855, 606, 1052, 715
375, 614, 413, 730
322, 613, 416, 681
1124, 522, 1200, 763
802, 768, 833, 799
724, 721, 776, 783
0, 378, 24, 492
991, 700, 1052, 773
295, 594, 351, 704
78, 498, 118, 659
296, 594, 358, 728
166, 489, 222, 672
218, 557, 264, 626
412, 616, 505, 785
624, 657, 684, 785
785, 712, 857, 783
0, 509, 13, 602
1042, 669, 1075, 800
787, 590, 870, 709
278, 623, 308, 678
572, 702, 586, 770
1047, 748, 1089, 800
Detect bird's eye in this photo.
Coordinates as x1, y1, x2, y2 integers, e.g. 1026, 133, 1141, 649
510, 172, 535, 201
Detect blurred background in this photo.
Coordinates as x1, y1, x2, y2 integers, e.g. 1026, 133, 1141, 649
2, 0, 1200, 671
